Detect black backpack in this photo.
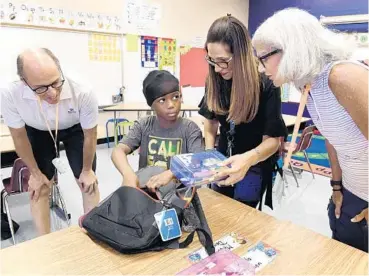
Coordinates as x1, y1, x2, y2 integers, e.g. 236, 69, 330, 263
79, 166, 215, 255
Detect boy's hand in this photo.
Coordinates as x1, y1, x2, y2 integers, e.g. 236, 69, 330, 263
147, 170, 174, 193
122, 173, 139, 188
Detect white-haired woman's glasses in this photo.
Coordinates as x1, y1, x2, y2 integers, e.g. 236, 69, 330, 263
205, 55, 233, 69
258, 49, 282, 68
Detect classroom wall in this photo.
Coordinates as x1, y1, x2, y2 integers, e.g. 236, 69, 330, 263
8, 0, 124, 15
10, 0, 250, 38
122, 0, 249, 103
6, 0, 250, 106
248, 0, 368, 117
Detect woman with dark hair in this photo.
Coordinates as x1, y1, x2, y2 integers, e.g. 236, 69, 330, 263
199, 15, 287, 209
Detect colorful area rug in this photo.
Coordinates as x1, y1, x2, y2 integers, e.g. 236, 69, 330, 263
281, 133, 332, 178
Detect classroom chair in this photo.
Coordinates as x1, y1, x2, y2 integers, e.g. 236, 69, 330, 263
114, 121, 135, 146
106, 118, 129, 148
1, 158, 29, 244
282, 125, 316, 187
1, 158, 70, 244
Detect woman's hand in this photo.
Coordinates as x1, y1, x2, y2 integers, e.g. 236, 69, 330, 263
216, 151, 258, 186
332, 190, 343, 219
351, 208, 368, 223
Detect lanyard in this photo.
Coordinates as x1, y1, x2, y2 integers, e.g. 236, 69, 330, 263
227, 120, 235, 157
283, 84, 310, 170
37, 97, 60, 157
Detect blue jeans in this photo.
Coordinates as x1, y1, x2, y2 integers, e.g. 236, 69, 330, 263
328, 186, 368, 252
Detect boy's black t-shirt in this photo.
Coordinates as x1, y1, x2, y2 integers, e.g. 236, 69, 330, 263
198, 74, 287, 159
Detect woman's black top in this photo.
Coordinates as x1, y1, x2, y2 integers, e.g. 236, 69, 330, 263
198, 74, 288, 209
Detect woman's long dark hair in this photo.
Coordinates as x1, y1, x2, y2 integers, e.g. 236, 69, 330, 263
205, 15, 260, 124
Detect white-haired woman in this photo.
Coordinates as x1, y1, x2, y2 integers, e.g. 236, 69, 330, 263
252, 8, 368, 252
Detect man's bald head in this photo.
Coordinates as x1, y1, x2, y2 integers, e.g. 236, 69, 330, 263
17, 48, 64, 104
17, 48, 60, 79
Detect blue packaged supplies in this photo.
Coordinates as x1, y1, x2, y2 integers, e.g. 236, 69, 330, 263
170, 150, 229, 187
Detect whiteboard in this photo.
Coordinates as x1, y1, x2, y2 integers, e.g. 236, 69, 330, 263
0, 26, 123, 106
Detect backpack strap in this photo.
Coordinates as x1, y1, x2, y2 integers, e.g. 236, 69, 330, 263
188, 191, 215, 254
159, 188, 215, 255
179, 227, 215, 255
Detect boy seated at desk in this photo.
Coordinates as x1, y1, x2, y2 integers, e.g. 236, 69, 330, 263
111, 70, 204, 191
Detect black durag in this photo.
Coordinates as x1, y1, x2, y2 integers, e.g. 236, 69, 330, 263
143, 70, 179, 106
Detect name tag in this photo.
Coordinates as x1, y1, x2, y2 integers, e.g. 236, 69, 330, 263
154, 208, 182, 242
52, 158, 68, 174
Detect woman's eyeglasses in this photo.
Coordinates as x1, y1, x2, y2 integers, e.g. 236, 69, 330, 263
257, 49, 282, 68
205, 55, 233, 69
23, 71, 65, 95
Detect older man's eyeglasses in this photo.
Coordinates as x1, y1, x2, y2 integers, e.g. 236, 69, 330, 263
23, 71, 65, 95
205, 55, 233, 69
257, 49, 282, 68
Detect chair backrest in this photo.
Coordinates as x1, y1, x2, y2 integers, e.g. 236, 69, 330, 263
114, 121, 135, 146
295, 125, 316, 152
3, 158, 30, 194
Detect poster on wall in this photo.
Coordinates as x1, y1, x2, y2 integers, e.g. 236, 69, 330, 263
37, 5, 48, 25
88, 33, 121, 63
0, 1, 123, 34
158, 38, 176, 74
124, 0, 161, 35
56, 8, 67, 27
180, 47, 208, 88
141, 36, 158, 68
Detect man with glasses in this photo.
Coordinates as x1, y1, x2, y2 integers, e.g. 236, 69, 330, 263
1, 48, 100, 236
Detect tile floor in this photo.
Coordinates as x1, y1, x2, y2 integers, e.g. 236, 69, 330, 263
0, 145, 332, 249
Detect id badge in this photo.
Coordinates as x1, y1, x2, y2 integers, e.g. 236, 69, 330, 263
154, 208, 182, 242
52, 158, 68, 174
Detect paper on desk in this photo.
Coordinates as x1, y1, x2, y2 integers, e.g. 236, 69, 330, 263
187, 232, 247, 263
178, 250, 255, 276
241, 241, 278, 272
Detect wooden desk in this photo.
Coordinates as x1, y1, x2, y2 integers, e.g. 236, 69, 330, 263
0, 122, 11, 137
103, 102, 200, 119
0, 136, 15, 153
283, 114, 311, 127
189, 114, 311, 136
0, 125, 107, 153
1, 189, 367, 275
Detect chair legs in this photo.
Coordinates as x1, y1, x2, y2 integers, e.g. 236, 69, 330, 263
50, 181, 71, 226
105, 122, 110, 148
54, 184, 71, 226
303, 150, 315, 179
2, 192, 16, 245
288, 162, 300, 188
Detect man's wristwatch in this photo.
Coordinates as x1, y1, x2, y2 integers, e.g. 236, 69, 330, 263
330, 180, 342, 191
